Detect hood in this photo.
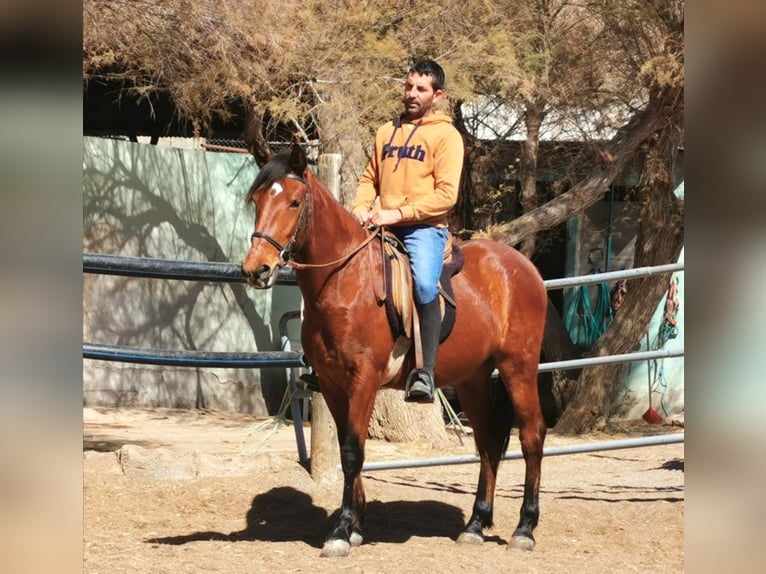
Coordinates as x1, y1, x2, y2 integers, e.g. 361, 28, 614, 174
396, 110, 454, 127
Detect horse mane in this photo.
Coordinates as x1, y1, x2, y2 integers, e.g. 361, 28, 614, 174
245, 149, 293, 206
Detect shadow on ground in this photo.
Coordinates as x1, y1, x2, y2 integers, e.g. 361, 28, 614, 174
146, 486, 474, 548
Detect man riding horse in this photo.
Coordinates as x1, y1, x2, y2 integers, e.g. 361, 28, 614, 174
351, 58, 464, 403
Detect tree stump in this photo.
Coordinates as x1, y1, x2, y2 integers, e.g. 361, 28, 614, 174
368, 388, 451, 446
309, 391, 340, 483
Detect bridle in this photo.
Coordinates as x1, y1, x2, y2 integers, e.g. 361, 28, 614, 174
250, 173, 311, 264
249, 171, 381, 271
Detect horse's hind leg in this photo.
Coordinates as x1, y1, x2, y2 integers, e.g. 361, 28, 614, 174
454, 368, 512, 545
497, 359, 547, 551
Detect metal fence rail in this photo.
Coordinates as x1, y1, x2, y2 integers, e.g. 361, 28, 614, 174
83, 253, 681, 290
83, 343, 306, 368
82, 253, 684, 372
83, 253, 684, 373
357, 432, 685, 472
83, 252, 684, 466
83, 253, 296, 284
538, 347, 683, 373
543, 262, 684, 290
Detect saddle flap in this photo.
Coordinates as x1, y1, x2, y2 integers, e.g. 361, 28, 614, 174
383, 235, 413, 339
381, 230, 463, 346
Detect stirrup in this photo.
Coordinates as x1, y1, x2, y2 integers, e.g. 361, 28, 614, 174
404, 368, 435, 403
297, 372, 320, 392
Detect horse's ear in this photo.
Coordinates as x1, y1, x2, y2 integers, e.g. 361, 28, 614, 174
289, 143, 308, 176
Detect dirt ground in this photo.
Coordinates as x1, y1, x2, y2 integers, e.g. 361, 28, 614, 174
83, 407, 684, 573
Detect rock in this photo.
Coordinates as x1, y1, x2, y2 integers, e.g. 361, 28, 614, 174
118, 444, 198, 479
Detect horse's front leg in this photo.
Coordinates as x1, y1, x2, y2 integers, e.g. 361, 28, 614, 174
320, 383, 377, 558
321, 431, 366, 557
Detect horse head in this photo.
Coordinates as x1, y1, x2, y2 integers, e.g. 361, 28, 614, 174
242, 144, 311, 288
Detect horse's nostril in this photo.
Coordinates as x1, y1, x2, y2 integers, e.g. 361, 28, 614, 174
256, 264, 271, 280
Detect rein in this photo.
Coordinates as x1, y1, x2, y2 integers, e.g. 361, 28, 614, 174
250, 172, 381, 271
290, 225, 381, 270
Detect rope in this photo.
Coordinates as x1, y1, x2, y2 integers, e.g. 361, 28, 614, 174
646, 277, 681, 416
564, 283, 599, 345
564, 267, 613, 345
657, 277, 680, 348
593, 279, 614, 335
650, 358, 670, 416
437, 389, 470, 446
564, 185, 617, 345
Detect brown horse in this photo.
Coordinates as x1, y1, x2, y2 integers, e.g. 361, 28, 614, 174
242, 144, 547, 557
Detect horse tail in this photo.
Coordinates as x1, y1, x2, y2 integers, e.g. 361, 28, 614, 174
489, 374, 514, 453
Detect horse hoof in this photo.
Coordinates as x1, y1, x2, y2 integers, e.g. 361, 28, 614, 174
456, 531, 484, 545
320, 539, 351, 557
349, 530, 364, 547
507, 535, 535, 551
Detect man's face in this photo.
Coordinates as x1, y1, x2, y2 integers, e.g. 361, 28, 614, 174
403, 72, 443, 120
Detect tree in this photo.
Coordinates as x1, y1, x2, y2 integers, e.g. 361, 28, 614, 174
83, 0, 685, 435
448, 0, 684, 433
553, 0, 685, 432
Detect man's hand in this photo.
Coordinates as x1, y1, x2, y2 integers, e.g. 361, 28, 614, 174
369, 208, 403, 227
352, 207, 371, 226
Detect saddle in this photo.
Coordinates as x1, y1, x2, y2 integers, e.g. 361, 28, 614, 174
376, 229, 464, 346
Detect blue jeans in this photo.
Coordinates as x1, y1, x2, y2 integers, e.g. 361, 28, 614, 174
391, 225, 447, 305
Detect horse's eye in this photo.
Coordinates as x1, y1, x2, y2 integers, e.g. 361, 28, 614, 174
290, 199, 301, 208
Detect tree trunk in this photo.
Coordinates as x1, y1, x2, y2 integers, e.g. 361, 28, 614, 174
309, 391, 340, 483
480, 87, 682, 247
518, 101, 544, 258
368, 388, 452, 446
313, 82, 367, 207
554, 106, 684, 434
552, 268, 680, 435
242, 110, 273, 167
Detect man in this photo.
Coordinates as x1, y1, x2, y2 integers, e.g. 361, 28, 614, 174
351, 59, 464, 403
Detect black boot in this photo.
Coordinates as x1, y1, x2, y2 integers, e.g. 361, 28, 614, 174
405, 298, 441, 403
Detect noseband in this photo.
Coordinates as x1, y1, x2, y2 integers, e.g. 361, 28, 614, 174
250, 173, 311, 264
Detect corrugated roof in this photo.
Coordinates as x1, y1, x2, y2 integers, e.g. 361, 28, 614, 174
461, 97, 635, 142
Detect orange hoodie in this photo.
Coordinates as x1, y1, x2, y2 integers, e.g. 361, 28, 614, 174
353, 111, 464, 228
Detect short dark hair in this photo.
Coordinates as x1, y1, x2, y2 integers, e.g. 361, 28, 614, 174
408, 59, 445, 91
